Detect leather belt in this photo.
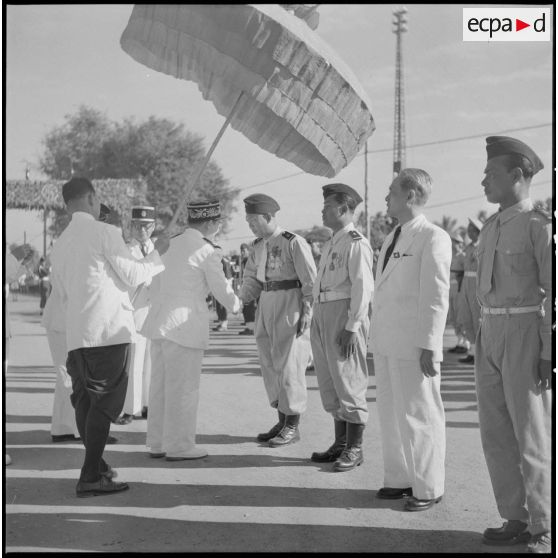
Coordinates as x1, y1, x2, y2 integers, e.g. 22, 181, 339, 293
317, 291, 350, 303
482, 305, 541, 315
464, 271, 477, 277
262, 279, 302, 292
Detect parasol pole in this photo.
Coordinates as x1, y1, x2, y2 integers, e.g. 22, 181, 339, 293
166, 91, 246, 233
364, 141, 369, 240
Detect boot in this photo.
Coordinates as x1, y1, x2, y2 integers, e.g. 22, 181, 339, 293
269, 414, 300, 447
311, 420, 347, 462
333, 422, 364, 472
256, 410, 286, 442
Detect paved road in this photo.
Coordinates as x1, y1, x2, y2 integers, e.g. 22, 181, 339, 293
5, 294, 526, 553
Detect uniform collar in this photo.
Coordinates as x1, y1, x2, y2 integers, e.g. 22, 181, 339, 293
498, 198, 533, 225
72, 211, 95, 221
332, 222, 355, 244
399, 213, 425, 233
264, 226, 283, 243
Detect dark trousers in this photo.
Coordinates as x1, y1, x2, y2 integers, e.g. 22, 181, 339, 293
216, 301, 228, 322
67, 343, 129, 482
242, 300, 257, 323
39, 280, 50, 309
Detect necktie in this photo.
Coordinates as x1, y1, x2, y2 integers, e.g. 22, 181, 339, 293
256, 242, 267, 282
382, 225, 402, 272
140, 244, 148, 257
479, 216, 500, 295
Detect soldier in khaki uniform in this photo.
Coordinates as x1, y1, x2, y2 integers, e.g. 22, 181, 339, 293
310, 184, 373, 472
447, 235, 468, 354
239, 194, 317, 447
475, 137, 552, 554
456, 218, 482, 365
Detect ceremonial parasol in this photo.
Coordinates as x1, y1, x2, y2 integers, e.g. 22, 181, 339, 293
120, 4, 376, 230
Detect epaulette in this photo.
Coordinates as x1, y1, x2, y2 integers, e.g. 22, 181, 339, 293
203, 237, 221, 249
348, 230, 363, 241
282, 231, 295, 241
253, 237, 263, 245
170, 233, 181, 239
533, 207, 551, 221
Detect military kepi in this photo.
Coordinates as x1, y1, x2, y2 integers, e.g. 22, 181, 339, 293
243, 193, 280, 215
485, 136, 543, 174
187, 200, 221, 222
322, 183, 363, 205
131, 205, 155, 222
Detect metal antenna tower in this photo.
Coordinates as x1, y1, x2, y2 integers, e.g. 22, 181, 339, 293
392, 7, 407, 176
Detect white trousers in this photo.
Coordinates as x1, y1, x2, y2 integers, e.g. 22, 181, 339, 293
374, 354, 446, 500
122, 335, 151, 415
46, 330, 79, 437
146, 338, 204, 457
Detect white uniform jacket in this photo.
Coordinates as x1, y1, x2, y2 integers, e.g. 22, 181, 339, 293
127, 238, 155, 331
50, 212, 165, 352
141, 228, 241, 350
370, 214, 451, 362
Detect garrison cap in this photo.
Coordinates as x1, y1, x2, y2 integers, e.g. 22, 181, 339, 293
243, 193, 280, 215
131, 206, 155, 222
187, 200, 221, 222
99, 203, 111, 222
467, 217, 482, 232
485, 136, 544, 174
322, 183, 363, 205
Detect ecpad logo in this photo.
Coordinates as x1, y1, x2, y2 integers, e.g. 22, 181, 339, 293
463, 8, 550, 42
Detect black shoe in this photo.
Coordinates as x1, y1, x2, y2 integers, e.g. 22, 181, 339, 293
141, 407, 148, 419
115, 414, 133, 425
269, 425, 300, 447
333, 422, 364, 472
458, 354, 475, 364
76, 477, 129, 498
257, 411, 286, 442
311, 419, 346, 462
106, 435, 118, 445
448, 345, 468, 354
405, 495, 443, 511
333, 447, 363, 471
311, 443, 345, 462
238, 328, 254, 336
483, 521, 531, 546
377, 487, 413, 499
51, 434, 80, 443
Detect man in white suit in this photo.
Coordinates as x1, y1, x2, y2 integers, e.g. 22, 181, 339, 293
117, 206, 157, 424
50, 177, 169, 497
369, 168, 451, 511
142, 201, 240, 461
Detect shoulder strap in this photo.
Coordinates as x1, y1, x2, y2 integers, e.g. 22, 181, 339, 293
282, 231, 295, 241
348, 230, 363, 241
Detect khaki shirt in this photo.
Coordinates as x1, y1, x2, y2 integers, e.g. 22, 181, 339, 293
240, 227, 316, 304
476, 199, 552, 360
313, 223, 374, 332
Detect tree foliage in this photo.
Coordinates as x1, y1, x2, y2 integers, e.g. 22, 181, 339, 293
39, 105, 239, 234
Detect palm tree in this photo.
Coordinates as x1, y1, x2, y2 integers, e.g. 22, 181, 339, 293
434, 215, 459, 237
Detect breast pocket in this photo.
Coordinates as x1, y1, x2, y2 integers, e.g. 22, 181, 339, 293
497, 243, 533, 276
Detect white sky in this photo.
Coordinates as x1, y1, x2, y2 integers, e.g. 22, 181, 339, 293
4, 4, 554, 254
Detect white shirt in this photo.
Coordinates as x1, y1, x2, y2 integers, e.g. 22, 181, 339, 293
50, 212, 165, 352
